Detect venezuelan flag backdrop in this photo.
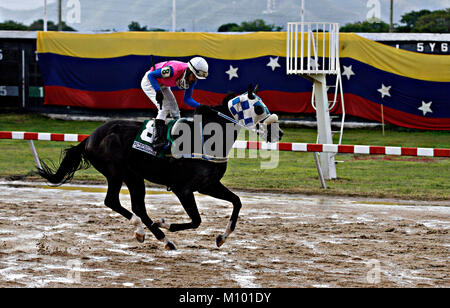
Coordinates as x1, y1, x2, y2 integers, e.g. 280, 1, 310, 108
37, 31, 450, 130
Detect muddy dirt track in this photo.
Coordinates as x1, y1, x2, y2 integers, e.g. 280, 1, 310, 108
0, 180, 448, 288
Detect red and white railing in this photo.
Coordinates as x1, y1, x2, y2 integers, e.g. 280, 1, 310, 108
1, 131, 449, 158
233, 141, 450, 157
0, 131, 89, 142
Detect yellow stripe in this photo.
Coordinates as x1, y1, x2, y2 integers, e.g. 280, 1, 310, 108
340, 33, 450, 82
37, 31, 450, 82
37, 31, 285, 59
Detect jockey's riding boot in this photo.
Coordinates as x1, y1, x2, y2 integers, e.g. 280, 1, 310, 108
152, 119, 167, 151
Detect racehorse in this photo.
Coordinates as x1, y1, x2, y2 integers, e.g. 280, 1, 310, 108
37, 85, 283, 250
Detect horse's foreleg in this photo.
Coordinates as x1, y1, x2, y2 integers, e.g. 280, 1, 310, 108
130, 214, 146, 243
199, 182, 242, 247
157, 189, 202, 232
125, 176, 176, 250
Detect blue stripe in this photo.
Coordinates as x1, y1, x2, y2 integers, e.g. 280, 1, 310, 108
38, 53, 311, 93
338, 58, 450, 118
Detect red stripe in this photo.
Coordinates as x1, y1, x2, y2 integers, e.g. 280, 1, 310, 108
343, 93, 450, 131
247, 141, 261, 150
44, 86, 227, 110
43, 86, 315, 113
0, 131, 12, 139
369, 146, 386, 155
401, 147, 418, 156
253, 91, 314, 113
44, 86, 153, 110
434, 149, 450, 157
78, 134, 89, 141
24, 132, 38, 140
307, 144, 323, 152
278, 142, 293, 151
50, 134, 65, 141
338, 145, 355, 153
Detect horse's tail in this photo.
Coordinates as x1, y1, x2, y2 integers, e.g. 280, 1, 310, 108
37, 138, 91, 186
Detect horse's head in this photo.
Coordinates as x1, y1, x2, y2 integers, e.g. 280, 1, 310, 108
225, 84, 283, 143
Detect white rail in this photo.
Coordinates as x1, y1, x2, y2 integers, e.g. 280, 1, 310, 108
286, 22, 340, 75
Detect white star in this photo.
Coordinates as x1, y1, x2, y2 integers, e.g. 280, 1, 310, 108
266, 56, 281, 71
309, 57, 320, 70
225, 65, 239, 80
418, 101, 433, 116
377, 84, 391, 98
342, 65, 355, 80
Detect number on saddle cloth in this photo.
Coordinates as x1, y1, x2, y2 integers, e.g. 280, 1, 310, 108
131, 119, 171, 157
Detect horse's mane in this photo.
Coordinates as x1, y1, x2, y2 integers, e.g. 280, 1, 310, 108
194, 92, 236, 117
212, 92, 235, 114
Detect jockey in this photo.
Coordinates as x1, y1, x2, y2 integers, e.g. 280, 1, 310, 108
141, 56, 209, 150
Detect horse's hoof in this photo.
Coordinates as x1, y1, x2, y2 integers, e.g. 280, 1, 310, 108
216, 235, 226, 248
135, 232, 145, 243
165, 241, 177, 250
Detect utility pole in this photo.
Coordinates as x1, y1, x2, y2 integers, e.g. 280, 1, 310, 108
172, 0, 176, 32
389, 0, 394, 32
43, 0, 48, 31
301, 0, 305, 23
58, 0, 62, 31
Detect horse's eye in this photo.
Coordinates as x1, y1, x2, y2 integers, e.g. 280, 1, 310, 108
254, 105, 264, 115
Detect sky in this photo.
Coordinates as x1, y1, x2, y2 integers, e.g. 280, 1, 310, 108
0, 0, 448, 32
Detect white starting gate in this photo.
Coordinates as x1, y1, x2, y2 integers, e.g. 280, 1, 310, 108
286, 22, 345, 182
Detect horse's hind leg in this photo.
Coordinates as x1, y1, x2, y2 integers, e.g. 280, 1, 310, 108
104, 177, 134, 220
198, 182, 242, 247
124, 176, 176, 250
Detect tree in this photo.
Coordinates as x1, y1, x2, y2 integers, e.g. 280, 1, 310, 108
0, 19, 76, 31
341, 9, 449, 33
413, 9, 449, 33
128, 21, 166, 32
217, 23, 239, 32
340, 20, 390, 32
128, 21, 148, 31
217, 19, 282, 32
396, 9, 431, 32
28, 19, 76, 31
0, 20, 28, 30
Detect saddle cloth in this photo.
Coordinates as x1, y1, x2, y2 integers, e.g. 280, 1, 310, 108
131, 119, 228, 162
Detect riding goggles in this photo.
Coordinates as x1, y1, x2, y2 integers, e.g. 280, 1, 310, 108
189, 60, 208, 78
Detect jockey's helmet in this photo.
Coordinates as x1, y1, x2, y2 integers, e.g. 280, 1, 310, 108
188, 57, 208, 79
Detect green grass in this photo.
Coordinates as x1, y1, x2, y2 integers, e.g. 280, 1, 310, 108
1, 113, 449, 200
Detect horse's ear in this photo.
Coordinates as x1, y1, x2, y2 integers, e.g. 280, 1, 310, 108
254, 84, 259, 93
248, 84, 254, 99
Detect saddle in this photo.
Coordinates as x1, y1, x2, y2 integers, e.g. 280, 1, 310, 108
131, 119, 228, 162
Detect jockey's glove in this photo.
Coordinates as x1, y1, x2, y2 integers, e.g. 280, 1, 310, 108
156, 90, 164, 108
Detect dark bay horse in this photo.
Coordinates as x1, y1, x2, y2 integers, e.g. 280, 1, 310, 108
38, 86, 283, 250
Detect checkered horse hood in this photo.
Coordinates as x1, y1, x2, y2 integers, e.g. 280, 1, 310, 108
227, 92, 271, 128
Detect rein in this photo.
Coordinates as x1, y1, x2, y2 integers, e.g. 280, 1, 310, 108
215, 110, 261, 134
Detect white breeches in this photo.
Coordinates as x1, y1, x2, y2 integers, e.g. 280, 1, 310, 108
141, 72, 180, 120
